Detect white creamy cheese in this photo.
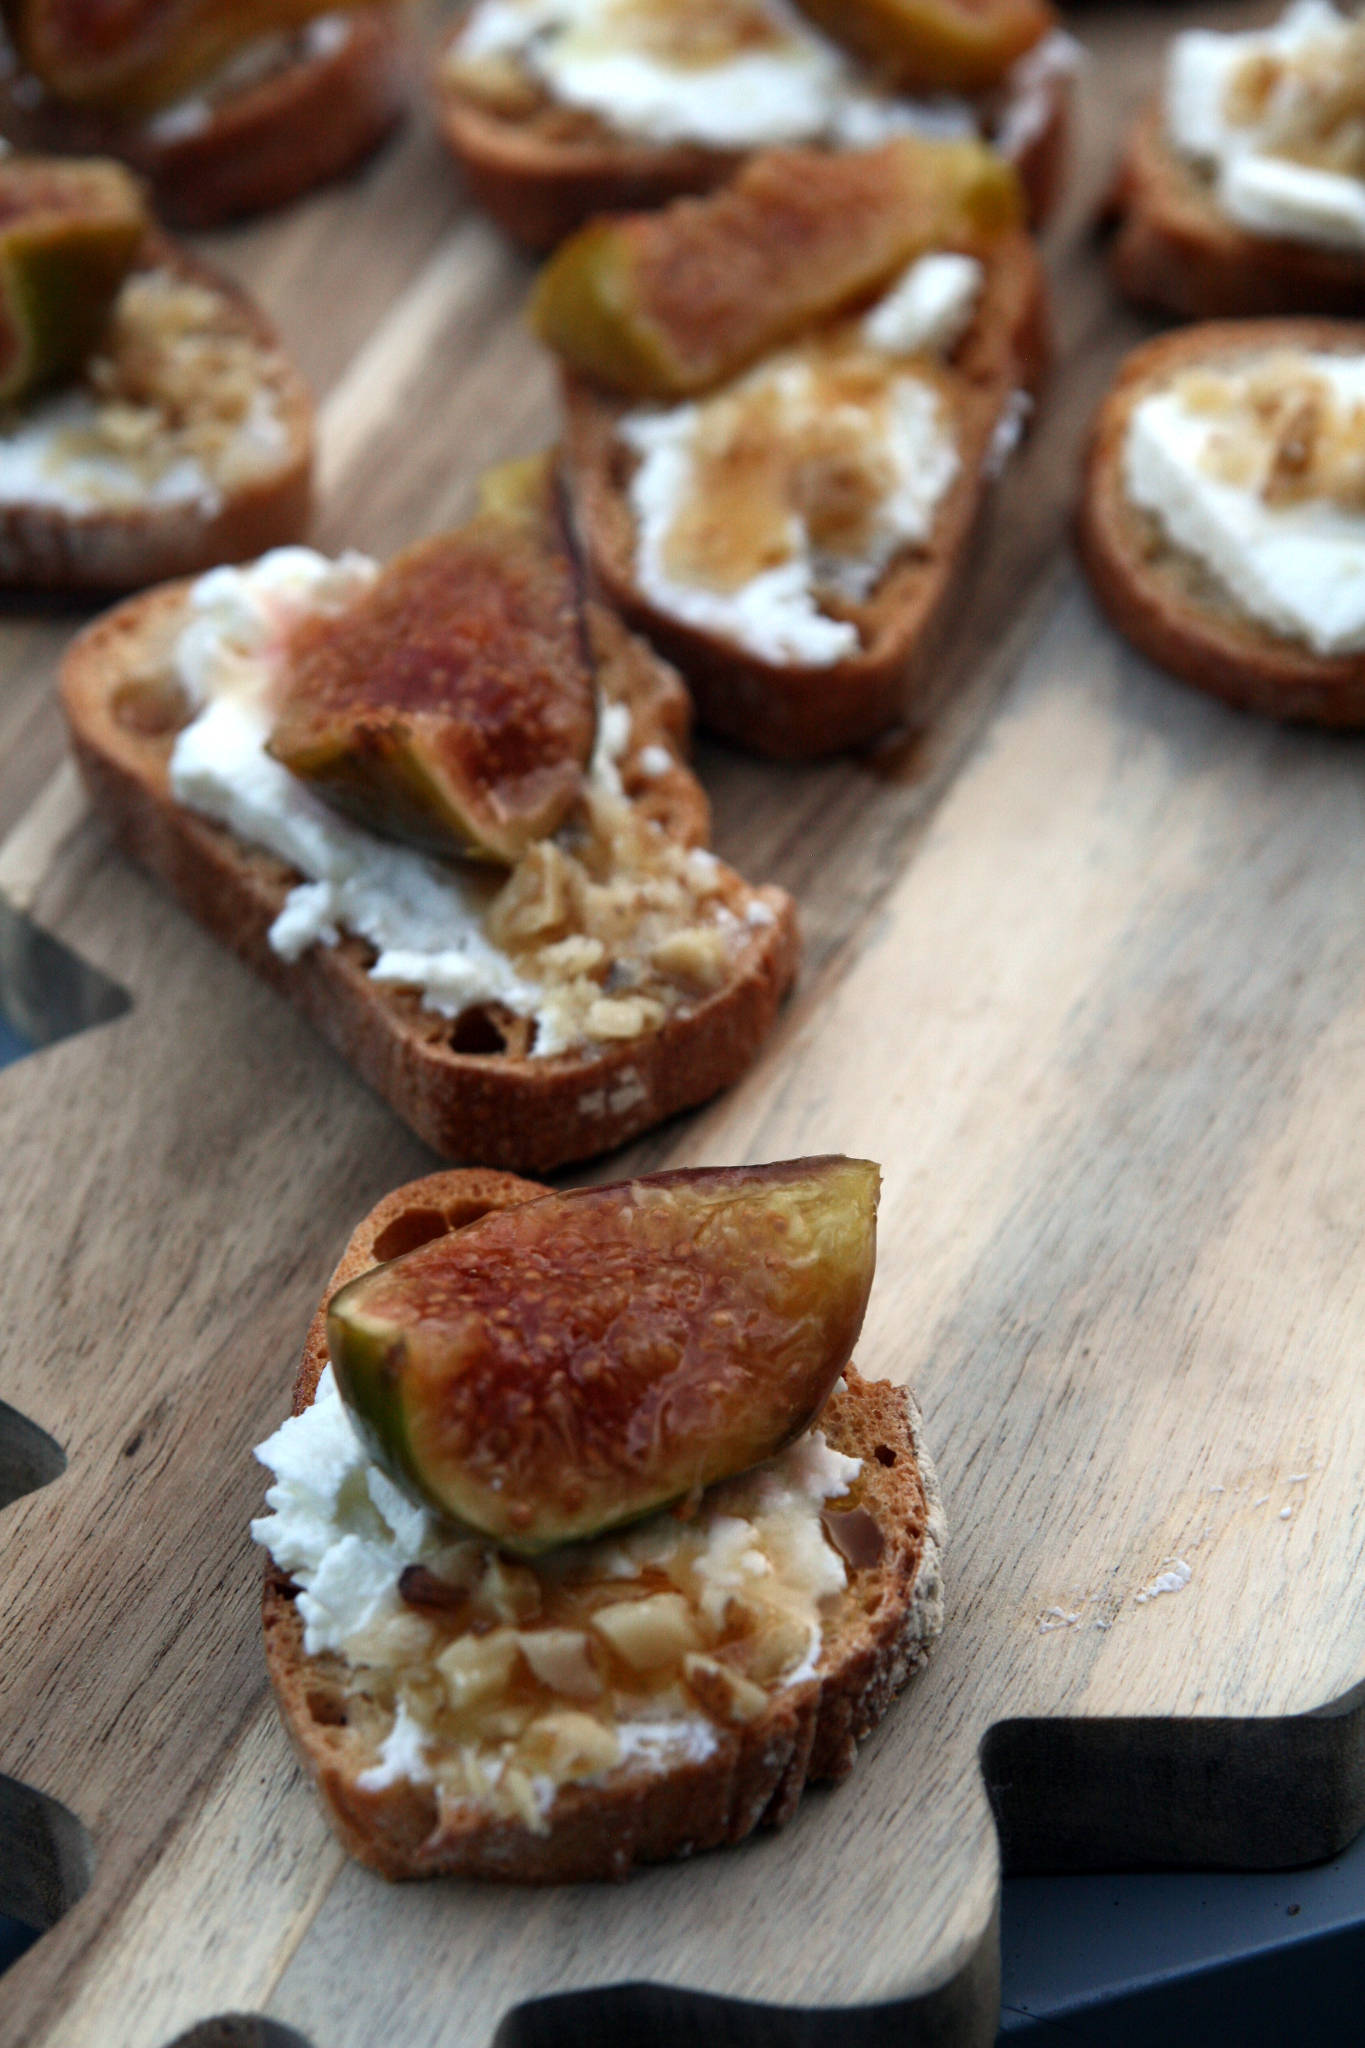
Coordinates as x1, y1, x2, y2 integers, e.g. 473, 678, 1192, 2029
1220, 152, 1365, 247
452, 0, 1041, 153
1165, 0, 1365, 248
253, 1366, 860, 1793
0, 370, 286, 517
993, 29, 1082, 160
621, 253, 974, 666
1123, 352, 1365, 656
861, 251, 984, 357
165, 549, 640, 1057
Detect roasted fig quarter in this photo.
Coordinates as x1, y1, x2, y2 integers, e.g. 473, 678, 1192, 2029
329, 1157, 881, 1555
266, 515, 597, 866
0, 156, 147, 405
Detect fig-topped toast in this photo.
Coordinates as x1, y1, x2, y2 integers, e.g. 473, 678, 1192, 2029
0, 154, 313, 590
60, 459, 798, 1169
539, 137, 1050, 757
0, 0, 405, 226
254, 1161, 945, 1881
435, 0, 1073, 251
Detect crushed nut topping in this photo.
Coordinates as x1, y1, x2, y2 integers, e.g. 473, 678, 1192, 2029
1181, 351, 1365, 511
480, 650, 758, 1053
332, 1429, 857, 1828
1224, 20, 1365, 177
649, 335, 953, 606
37, 267, 291, 499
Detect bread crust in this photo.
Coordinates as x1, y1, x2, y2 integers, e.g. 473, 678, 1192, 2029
1078, 319, 1365, 725
0, 10, 406, 228
261, 1167, 946, 1883
1109, 104, 1365, 321
433, 41, 1070, 249
60, 580, 799, 1168
561, 230, 1050, 758
0, 238, 312, 593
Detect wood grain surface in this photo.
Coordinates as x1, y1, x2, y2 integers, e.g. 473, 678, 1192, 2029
4, 3, 1365, 2045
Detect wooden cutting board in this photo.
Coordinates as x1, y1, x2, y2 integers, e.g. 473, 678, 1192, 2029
4, 5, 1364, 2045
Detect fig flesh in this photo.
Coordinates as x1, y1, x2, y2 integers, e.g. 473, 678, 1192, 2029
329, 1157, 880, 1555
1, 0, 355, 114
530, 136, 1021, 399
267, 509, 597, 867
0, 156, 146, 405
794, 0, 1054, 94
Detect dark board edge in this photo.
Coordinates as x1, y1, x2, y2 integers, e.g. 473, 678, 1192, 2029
982, 1677, 1365, 1873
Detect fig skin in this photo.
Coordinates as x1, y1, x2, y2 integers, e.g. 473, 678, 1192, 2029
1, 0, 366, 114
530, 136, 1023, 400
328, 1157, 880, 1555
266, 511, 597, 868
793, 0, 1055, 94
0, 156, 147, 404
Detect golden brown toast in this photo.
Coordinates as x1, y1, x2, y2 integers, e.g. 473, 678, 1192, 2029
60, 574, 799, 1167
1078, 319, 1365, 726
261, 1167, 945, 1882
433, 25, 1070, 249
0, 10, 405, 227
1109, 104, 1365, 321
0, 236, 312, 591
560, 227, 1049, 758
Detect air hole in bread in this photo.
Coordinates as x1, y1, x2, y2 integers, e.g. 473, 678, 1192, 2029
874, 1445, 896, 1467
303, 1688, 349, 1729
449, 1006, 511, 1055
371, 1208, 450, 1263
110, 675, 192, 738
439, 1190, 535, 1230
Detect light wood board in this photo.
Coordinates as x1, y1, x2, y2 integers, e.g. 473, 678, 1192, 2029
4, 4, 1365, 2044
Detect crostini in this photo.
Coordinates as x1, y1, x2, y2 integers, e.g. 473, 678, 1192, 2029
539, 138, 1049, 757
1109, 0, 1365, 319
0, 2, 405, 226
254, 1159, 945, 1881
1079, 319, 1365, 724
435, 0, 1076, 248
60, 460, 798, 1168
0, 154, 312, 591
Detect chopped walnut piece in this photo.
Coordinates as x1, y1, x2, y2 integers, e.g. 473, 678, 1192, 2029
1182, 352, 1365, 512
517, 1629, 603, 1700
1224, 20, 1365, 176
683, 1652, 770, 1725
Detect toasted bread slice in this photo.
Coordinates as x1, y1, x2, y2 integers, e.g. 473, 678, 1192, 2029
60, 571, 798, 1168
561, 227, 1048, 758
0, 235, 312, 591
1108, 105, 1365, 322
1078, 320, 1365, 726
433, 24, 1071, 249
0, 10, 405, 228
261, 1166, 946, 1883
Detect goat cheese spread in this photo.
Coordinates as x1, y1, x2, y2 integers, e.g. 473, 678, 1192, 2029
253, 1365, 861, 1816
1123, 348, 1365, 656
166, 549, 758, 1055
619, 252, 982, 666
1166, 0, 1365, 249
450, 0, 1076, 158
0, 269, 291, 516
